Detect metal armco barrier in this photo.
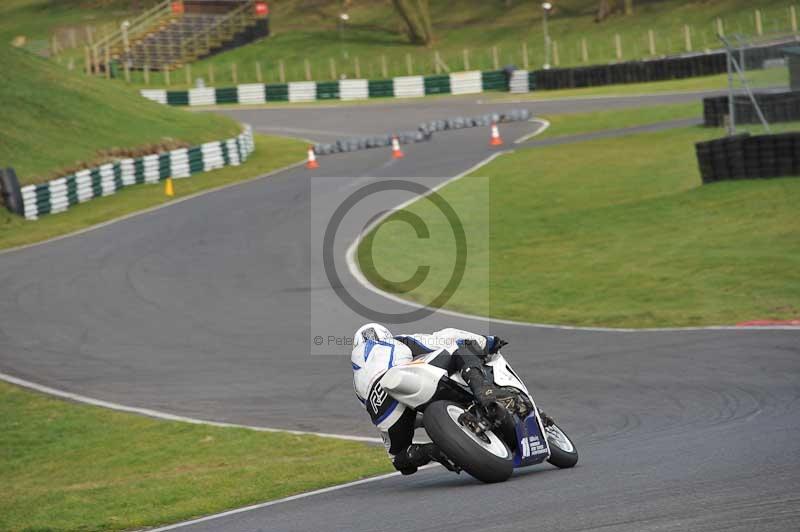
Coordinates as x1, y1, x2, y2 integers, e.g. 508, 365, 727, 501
703, 91, 800, 126
695, 132, 800, 183
12, 126, 255, 220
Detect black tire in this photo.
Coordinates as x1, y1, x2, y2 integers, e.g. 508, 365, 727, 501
545, 422, 579, 469
423, 400, 513, 483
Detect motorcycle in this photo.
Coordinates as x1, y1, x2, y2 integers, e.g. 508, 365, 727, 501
379, 349, 578, 483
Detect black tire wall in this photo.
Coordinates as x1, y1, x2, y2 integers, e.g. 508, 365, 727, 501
0, 168, 24, 216
703, 91, 800, 127
695, 132, 800, 183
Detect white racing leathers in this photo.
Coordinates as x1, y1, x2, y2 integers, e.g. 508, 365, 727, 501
351, 328, 496, 458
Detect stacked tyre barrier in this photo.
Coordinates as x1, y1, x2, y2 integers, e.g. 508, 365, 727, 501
534, 40, 793, 90
0, 168, 24, 216
450, 71, 483, 95
312, 109, 531, 156
695, 132, 800, 183
509, 70, 530, 93
703, 91, 800, 127
534, 53, 727, 90
394, 75, 426, 98
6, 126, 255, 220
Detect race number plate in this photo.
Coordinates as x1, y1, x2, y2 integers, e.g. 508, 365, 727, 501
513, 413, 550, 467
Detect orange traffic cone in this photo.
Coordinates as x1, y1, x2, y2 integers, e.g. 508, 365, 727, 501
489, 122, 504, 146
306, 146, 320, 169
391, 136, 405, 159
164, 177, 175, 197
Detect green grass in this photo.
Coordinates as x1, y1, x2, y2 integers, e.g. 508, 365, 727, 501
0, 133, 306, 250
358, 106, 800, 327
0, 380, 392, 532
0, 44, 242, 186
0, 0, 157, 42
116, 0, 796, 87
535, 102, 701, 139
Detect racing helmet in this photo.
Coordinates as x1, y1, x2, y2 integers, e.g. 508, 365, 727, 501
353, 323, 392, 347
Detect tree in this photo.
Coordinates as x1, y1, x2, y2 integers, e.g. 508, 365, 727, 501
595, 0, 613, 22
624, 0, 634, 15
392, 0, 435, 45
596, 0, 633, 22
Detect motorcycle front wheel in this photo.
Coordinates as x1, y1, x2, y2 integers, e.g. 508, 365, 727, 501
544, 421, 579, 469
423, 400, 513, 483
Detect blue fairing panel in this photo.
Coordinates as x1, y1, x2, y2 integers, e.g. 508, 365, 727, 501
513, 413, 550, 467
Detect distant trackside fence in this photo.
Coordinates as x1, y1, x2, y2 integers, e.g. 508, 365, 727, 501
141, 40, 796, 107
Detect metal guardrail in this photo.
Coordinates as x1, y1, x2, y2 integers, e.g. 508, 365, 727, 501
95, 0, 258, 71
96, 0, 175, 60
176, 0, 256, 69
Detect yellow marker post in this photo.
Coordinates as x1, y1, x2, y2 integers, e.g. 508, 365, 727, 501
165, 177, 175, 197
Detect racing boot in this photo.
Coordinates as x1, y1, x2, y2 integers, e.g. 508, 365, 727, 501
393, 443, 458, 475
461, 366, 498, 408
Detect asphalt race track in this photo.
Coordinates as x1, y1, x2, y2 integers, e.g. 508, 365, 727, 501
1, 91, 798, 531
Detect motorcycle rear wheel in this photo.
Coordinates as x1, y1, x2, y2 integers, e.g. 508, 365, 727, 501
423, 400, 513, 483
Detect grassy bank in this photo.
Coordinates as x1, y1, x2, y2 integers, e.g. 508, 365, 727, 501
0, 133, 306, 250
0, 45, 241, 186
358, 106, 800, 327
0, 380, 391, 531
0, 0, 141, 45
125, 0, 793, 87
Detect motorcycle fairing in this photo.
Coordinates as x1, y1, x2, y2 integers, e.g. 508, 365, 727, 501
486, 354, 531, 396
513, 412, 551, 467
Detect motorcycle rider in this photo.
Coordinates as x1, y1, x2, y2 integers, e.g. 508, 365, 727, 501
351, 323, 508, 475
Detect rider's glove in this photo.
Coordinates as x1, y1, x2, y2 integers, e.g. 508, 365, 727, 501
486, 336, 508, 354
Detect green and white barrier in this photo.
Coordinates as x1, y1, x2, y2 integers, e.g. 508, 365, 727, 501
140, 69, 518, 106
509, 70, 530, 94
20, 126, 254, 220
394, 75, 425, 98
289, 81, 317, 102
238, 83, 266, 104
450, 71, 482, 95
340, 79, 368, 100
